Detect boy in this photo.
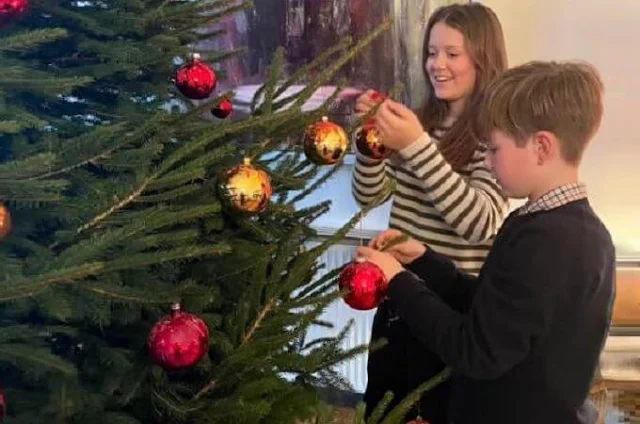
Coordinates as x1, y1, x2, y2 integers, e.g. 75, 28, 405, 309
357, 60, 615, 424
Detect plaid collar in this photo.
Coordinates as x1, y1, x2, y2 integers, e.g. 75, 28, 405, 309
518, 182, 588, 215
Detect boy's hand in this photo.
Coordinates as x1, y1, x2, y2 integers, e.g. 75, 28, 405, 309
370, 229, 427, 264
355, 246, 404, 281
376, 99, 425, 151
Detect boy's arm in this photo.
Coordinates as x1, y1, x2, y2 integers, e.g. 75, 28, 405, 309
405, 248, 479, 310
386, 223, 566, 379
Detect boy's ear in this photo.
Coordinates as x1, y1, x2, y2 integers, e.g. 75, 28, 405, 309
533, 131, 557, 165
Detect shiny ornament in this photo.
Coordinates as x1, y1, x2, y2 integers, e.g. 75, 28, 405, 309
338, 257, 388, 310
0, 204, 11, 240
217, 158, 272, 214
406, 419, 430, 424
355, 119, 391, 160
0, 0, 28, 25
302, 116, 349, 165
175, 53, 217, 100
0, 386, 5, 422
147, 303, 209, 370
211, 98, 233, 119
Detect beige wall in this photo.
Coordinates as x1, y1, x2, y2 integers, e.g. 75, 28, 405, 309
477, 0, 640, 256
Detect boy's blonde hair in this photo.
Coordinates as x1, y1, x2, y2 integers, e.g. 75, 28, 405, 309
475, 60, 604, 164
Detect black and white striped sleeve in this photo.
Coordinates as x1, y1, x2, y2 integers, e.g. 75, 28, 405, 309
351, 153, 395, 208
397, 133, 508, 243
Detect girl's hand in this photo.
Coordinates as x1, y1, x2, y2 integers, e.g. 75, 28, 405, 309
369, 229, 427, 265
354, 89, 385, 117
376, 99, 425, 151
355, 246, 404, 281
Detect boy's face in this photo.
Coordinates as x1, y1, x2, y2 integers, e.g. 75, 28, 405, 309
485, 130, 539, 199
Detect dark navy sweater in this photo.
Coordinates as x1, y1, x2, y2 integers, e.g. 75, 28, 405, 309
387, 199, 616, 424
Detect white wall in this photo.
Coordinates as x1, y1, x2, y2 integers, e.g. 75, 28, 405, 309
477, 0, 640, 256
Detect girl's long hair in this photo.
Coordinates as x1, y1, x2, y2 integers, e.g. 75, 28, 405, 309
420, 4, 508, 170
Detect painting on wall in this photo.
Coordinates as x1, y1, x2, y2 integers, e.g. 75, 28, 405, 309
196, 0, 470, 120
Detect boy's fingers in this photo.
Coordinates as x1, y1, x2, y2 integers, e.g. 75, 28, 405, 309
355, 246, 376, 259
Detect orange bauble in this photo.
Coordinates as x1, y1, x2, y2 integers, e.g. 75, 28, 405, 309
0, 204, 11, 240
355, 119, 391, 160
217, 158, 272, 214
302, 116, 349, 165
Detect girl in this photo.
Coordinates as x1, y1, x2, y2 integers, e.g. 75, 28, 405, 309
351, 4, 509, 423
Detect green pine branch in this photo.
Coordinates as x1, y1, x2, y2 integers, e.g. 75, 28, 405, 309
62, 202, 222, 260
80, 281, 184, 305
0, 244, 230, 302
0, 344, 78, 377
0, 28, 70, 52
0, 119, 23, 134
254, 47, 286, 116
0, 4, 398, 422
157, 107, 302, 175
378, 367, 453, 424
0, 111, 47, 134
39, 4, 117, 37
156, 1, 253, 39
0, 178, 69, 203
290, 19, 391, 112
0, 66, 94, 95
261, 38, 352, 112
0, 152, 57, 180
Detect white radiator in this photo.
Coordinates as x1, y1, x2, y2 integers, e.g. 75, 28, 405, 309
304, 243, 376, 394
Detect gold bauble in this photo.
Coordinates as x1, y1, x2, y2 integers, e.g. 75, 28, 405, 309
302, 116, 349, 165
0, 204, 11, 240
217, 158, 272, 214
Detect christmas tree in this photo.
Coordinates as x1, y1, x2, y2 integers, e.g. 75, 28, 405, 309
0, 1, 397, 422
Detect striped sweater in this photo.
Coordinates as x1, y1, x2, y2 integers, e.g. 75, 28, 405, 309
352, 130, 509, 274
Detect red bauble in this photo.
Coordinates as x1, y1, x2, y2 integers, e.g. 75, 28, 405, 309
0, 386, 5, 422
212, 98, 233, 119
355, 119, 391, 160
406, 419, 430, 424
175, 53, 217, 100
147, 303, 209, 370
0, 0, 28, 25
338, 257, 388, 310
